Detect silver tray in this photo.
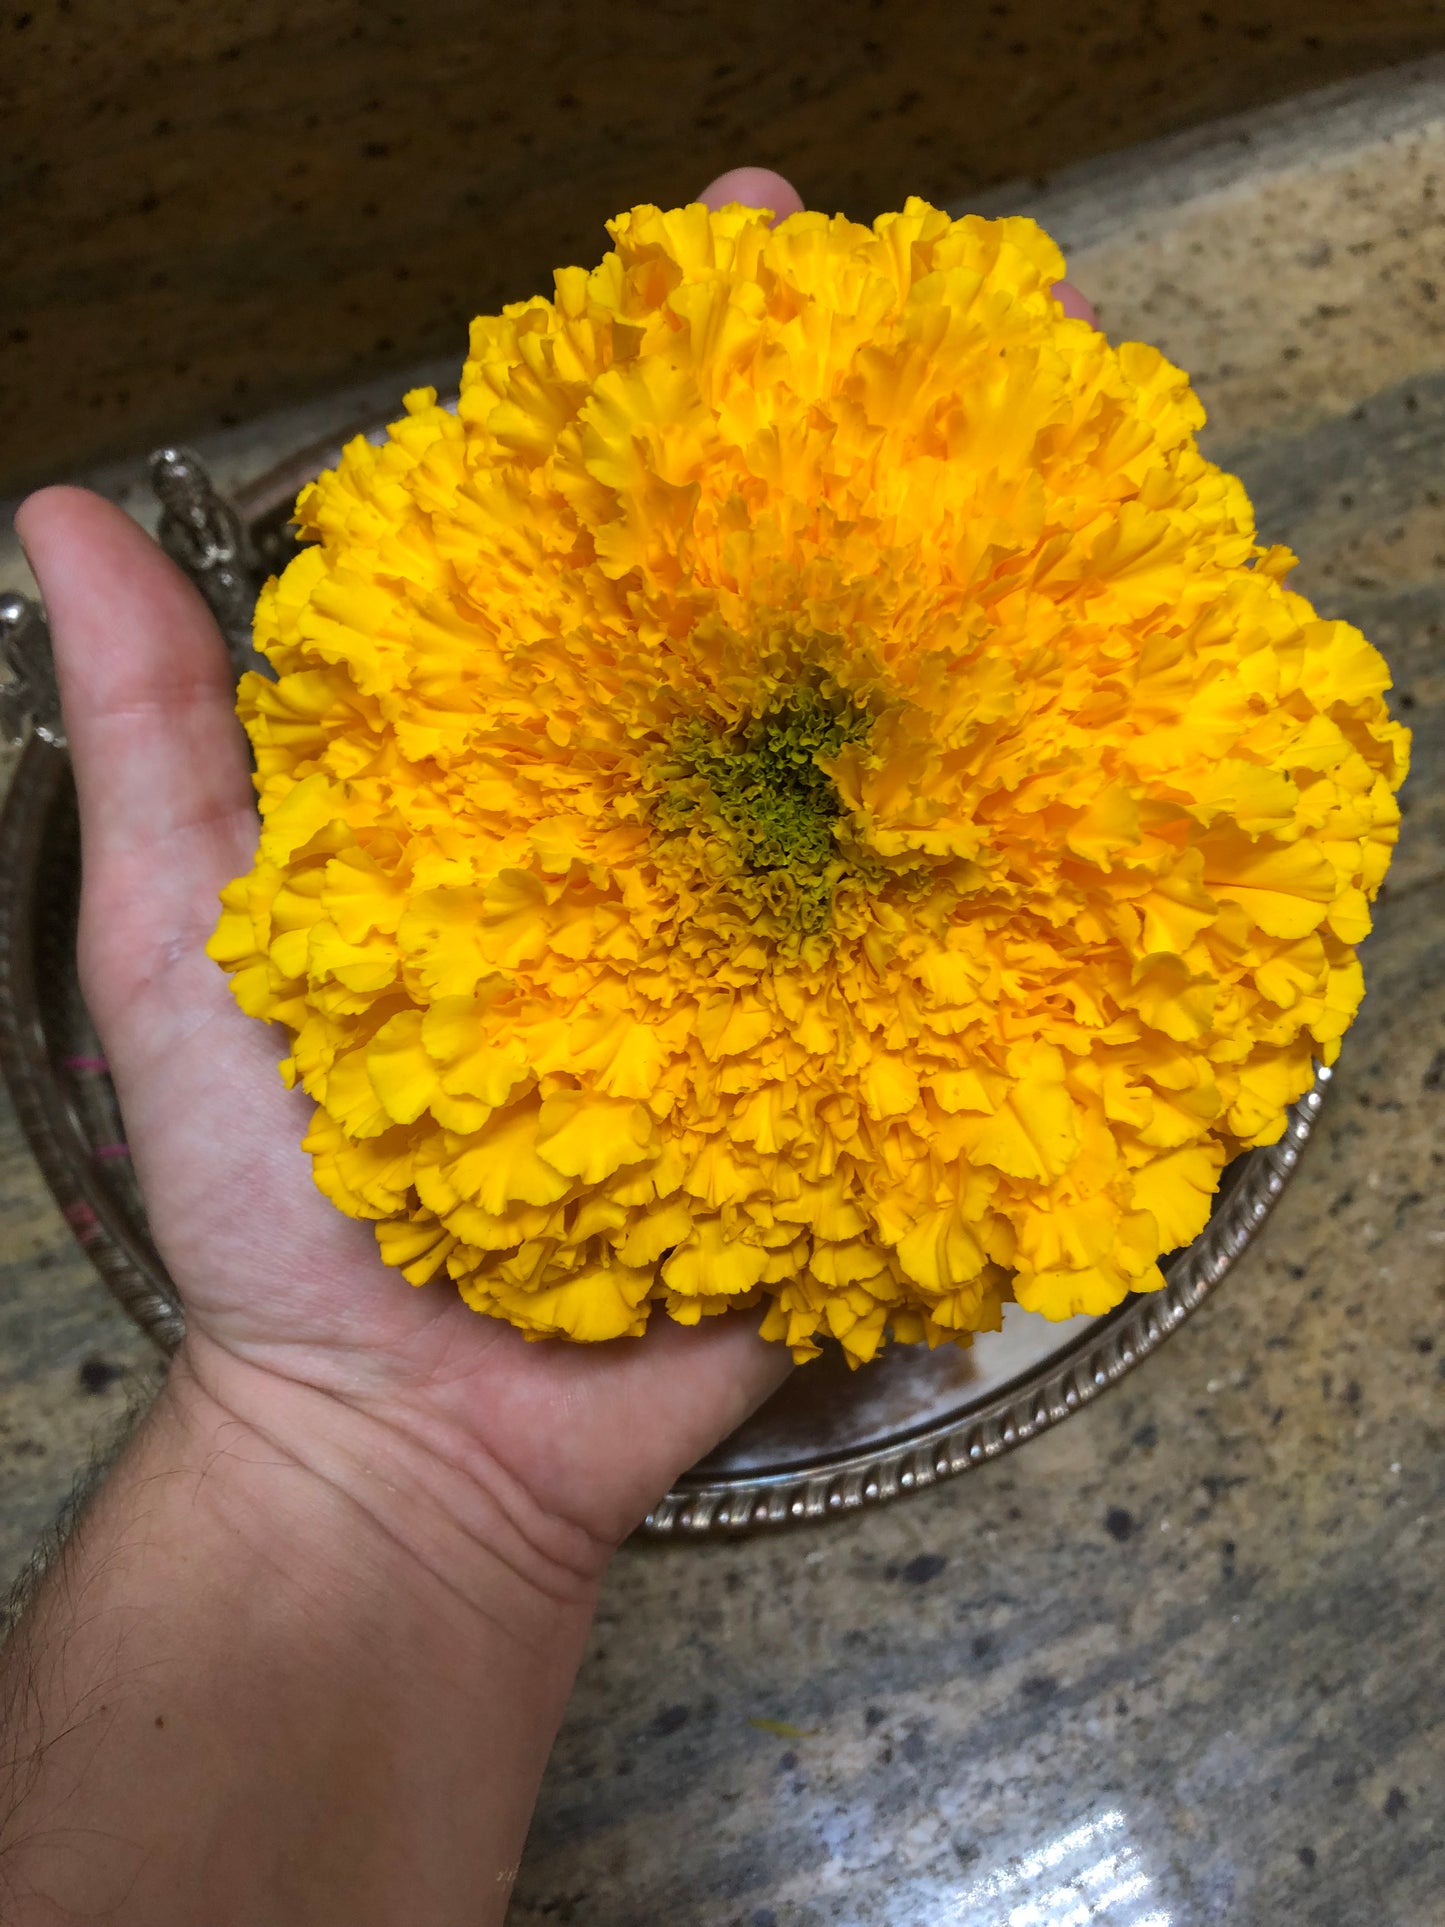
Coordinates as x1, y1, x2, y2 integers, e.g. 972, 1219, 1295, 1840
0, 426, 1328, 1537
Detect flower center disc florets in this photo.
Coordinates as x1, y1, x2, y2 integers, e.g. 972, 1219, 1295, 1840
647, 685, 880, 959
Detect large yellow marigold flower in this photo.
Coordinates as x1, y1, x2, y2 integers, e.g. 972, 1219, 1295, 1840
210, 199, 1408, 1364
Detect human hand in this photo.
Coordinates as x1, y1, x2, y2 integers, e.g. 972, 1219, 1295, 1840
17, 174, 871, 1585
16, 165, 1092, 1590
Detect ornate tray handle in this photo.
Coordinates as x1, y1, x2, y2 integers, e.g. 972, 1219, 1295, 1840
0, 593, 65, 750
2, 451, 264, 757
149, 447, 272, 681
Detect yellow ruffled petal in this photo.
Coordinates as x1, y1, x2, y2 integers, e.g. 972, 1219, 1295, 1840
209, 195, 1406, 1360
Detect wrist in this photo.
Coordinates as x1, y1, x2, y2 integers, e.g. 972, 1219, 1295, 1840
165, 1330, 609, 1650
0, 1333, 604, 1926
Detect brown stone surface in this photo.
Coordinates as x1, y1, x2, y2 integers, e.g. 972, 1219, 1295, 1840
8, 2, 1445, 492
1, 62, 1442, 1927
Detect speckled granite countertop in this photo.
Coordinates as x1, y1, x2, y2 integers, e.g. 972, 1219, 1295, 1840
9, 1, 1445, 496
2, 64, 1442, 1927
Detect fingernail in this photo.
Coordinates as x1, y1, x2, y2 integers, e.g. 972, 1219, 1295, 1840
1053, 280, 1098, 328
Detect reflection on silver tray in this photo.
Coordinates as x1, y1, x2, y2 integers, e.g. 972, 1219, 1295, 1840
0, 428, 1327, 1539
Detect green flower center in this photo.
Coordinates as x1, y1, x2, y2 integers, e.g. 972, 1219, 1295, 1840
649, 689, 877, 942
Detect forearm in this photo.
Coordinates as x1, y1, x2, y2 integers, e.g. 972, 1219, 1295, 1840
0, 1342, 603, 1925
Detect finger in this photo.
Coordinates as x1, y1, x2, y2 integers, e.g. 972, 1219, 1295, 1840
1054, 278, 1098, 328
15, 487, 254, 879
15, 487, 258, 1075
599, 1305, 794, 1475
698, 166, 804, 221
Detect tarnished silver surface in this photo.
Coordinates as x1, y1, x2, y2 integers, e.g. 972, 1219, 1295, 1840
149, 445, 271, 680
0, 739, 184, 1352
0, 423, 1326, 1537
0, 593, 65, 749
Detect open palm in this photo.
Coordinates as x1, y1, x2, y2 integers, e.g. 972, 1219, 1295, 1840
14, 170, 827, 1552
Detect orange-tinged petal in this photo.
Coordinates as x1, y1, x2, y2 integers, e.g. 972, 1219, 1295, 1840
534, 1091, 656, 1183
663, 1219, 771, 1297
